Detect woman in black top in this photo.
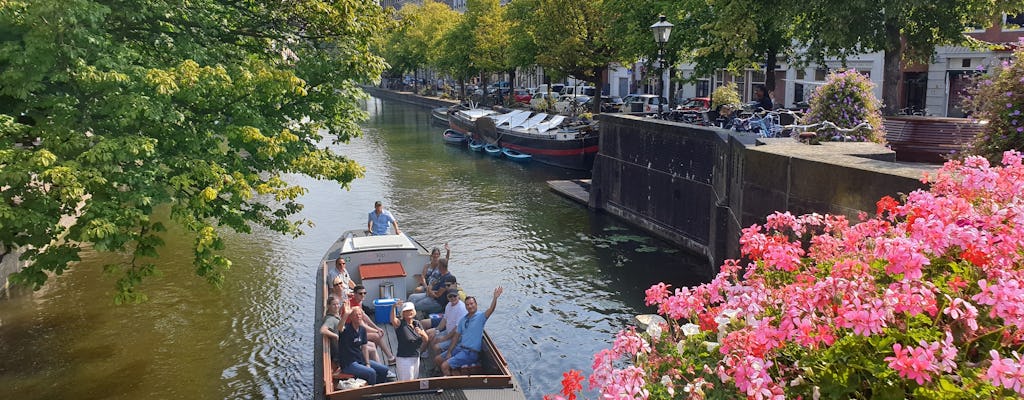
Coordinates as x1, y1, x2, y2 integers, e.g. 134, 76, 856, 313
339, 308, 390, 384
391, 300, 429, 381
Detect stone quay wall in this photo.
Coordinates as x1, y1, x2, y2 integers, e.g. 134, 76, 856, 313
591, 114, 935, 275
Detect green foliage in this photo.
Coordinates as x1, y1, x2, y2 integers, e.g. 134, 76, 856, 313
0, 0, 386, 300
382, 1, 458, 77
710, 82, 741, 110
804, 70, 885, 142
962, 46, 1024, 162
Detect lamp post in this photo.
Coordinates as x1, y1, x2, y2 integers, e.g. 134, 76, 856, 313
650, 15, 673, 116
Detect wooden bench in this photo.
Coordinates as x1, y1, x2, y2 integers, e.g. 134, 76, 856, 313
884, 116, 983, 163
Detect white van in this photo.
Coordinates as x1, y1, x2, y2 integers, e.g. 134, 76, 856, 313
536, 83, 567, 96
562, 85, 597, 97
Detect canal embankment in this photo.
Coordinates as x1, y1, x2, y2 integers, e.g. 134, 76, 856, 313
589, 115, 935, 272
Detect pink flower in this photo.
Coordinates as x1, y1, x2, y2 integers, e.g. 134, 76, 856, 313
644, 282, 670, 306
884, 342, 938, 384
986, 350, 1024, 395
612, 328, 651, 356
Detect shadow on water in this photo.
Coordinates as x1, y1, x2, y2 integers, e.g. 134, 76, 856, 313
0, 96, 712, 400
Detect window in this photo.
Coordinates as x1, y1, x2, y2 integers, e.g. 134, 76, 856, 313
796, 69, 806, 80
696, 79, 710, 97
814, 68, 828, 81
1006, 13, 1024, 30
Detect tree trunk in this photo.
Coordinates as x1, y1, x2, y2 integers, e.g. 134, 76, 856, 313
508, 69, 517, 92
765, 49, 778, 92
413, 68, 419, 94
593, 66, 607, 114
459, 77, 466, 101
882, 21, 902, 116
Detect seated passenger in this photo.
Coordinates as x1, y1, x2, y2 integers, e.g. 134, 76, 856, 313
437, 286, 503, 376
349, 285, 397, 364
414, 244, 450, 293
327, 257, 355, 293
319, 296, 351, 377
330, 275, 349, 302
338, 308, 391, 384
424, 288, 468, 357
390, 300, 429, 381
408, 258, 452, 314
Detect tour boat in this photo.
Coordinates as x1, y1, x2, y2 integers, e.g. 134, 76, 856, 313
314, 230, 524, 400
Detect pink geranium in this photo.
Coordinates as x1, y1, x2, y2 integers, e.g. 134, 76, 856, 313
548, 153, 1024, 399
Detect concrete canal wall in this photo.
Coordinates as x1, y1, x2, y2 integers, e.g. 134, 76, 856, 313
591, 114, 935, 273
363, 86, 460, 109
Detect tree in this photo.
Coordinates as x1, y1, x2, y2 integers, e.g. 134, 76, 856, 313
0, 0, 388, 302
382, 1, 459, 92
606, 0, 797, 101
467, 0, 511, 105
796, 0, 1024, 115
531, 0, 619, 113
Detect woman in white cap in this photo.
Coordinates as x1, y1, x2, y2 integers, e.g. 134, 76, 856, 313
390, 299, 429, 380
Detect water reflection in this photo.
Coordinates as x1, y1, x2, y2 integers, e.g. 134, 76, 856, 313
0, 97, 711, 400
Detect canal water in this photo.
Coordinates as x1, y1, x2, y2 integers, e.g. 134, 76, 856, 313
0, 97, 712, 399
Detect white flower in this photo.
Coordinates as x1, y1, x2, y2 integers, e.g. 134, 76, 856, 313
721, 308, 740, 319
680, 323, 701, 336
702, 341, 720, 351
646, 322, 663, 338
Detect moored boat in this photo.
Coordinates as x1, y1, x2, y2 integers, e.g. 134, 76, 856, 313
467, 138, 485, 152
314, 230, 523, 400
442, 129, 467, 145
448, 107, 497, 136
483, 143, 502, 157
431, 106, 451, 124
501, 147, 532, 162
475, 111, 598, 171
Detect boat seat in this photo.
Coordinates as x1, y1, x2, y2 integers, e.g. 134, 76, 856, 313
454, 364, 485, 376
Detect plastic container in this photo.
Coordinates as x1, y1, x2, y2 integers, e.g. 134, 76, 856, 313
373, 298, 396, 324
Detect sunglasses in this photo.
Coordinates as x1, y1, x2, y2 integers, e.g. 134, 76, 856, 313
333, 282, 343, 286
447, 294, 458, 299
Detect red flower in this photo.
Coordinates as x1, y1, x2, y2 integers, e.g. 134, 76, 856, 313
962, 246, 990, 267
561, 369, 584, 400
876, 195, 899, 216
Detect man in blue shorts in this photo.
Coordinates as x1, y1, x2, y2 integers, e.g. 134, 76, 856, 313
438, 286, 503, 375
367, 201, 400, 236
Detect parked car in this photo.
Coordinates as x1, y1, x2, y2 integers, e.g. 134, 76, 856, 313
513, 89, 532, 104
623, 94, 668, 113
600, 96, 624, 113
676, 97, 711, 112
530, 92, 557, 110
536, 83, 566, 96
554, 94, 591, 113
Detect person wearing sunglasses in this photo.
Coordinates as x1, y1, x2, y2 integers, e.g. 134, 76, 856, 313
437, 286, 504, 376
348, 285, 397, 365
424, 288, 468, 358
326, 257, 355, 293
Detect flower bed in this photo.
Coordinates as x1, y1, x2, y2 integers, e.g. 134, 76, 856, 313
550, 151, 1024, 399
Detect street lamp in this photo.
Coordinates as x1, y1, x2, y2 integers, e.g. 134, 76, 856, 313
650, 15, 673, 116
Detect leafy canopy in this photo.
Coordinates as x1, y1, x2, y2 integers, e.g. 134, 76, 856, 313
0, 0, 387, 302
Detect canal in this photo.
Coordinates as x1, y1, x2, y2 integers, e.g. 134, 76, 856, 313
0, 97, 712, 399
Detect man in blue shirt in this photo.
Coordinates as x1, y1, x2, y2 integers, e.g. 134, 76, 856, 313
367, 201, 400, 236
438, 286, 503, 375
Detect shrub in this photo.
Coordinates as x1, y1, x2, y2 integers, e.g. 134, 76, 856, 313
550, 151, 1024, 400
804, 70, 885, 143
961, 43, 1024, 162
711, 82, 741, 110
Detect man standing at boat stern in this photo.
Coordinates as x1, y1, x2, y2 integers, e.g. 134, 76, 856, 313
439, 286, 503, 376
367, 201, 400, 236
